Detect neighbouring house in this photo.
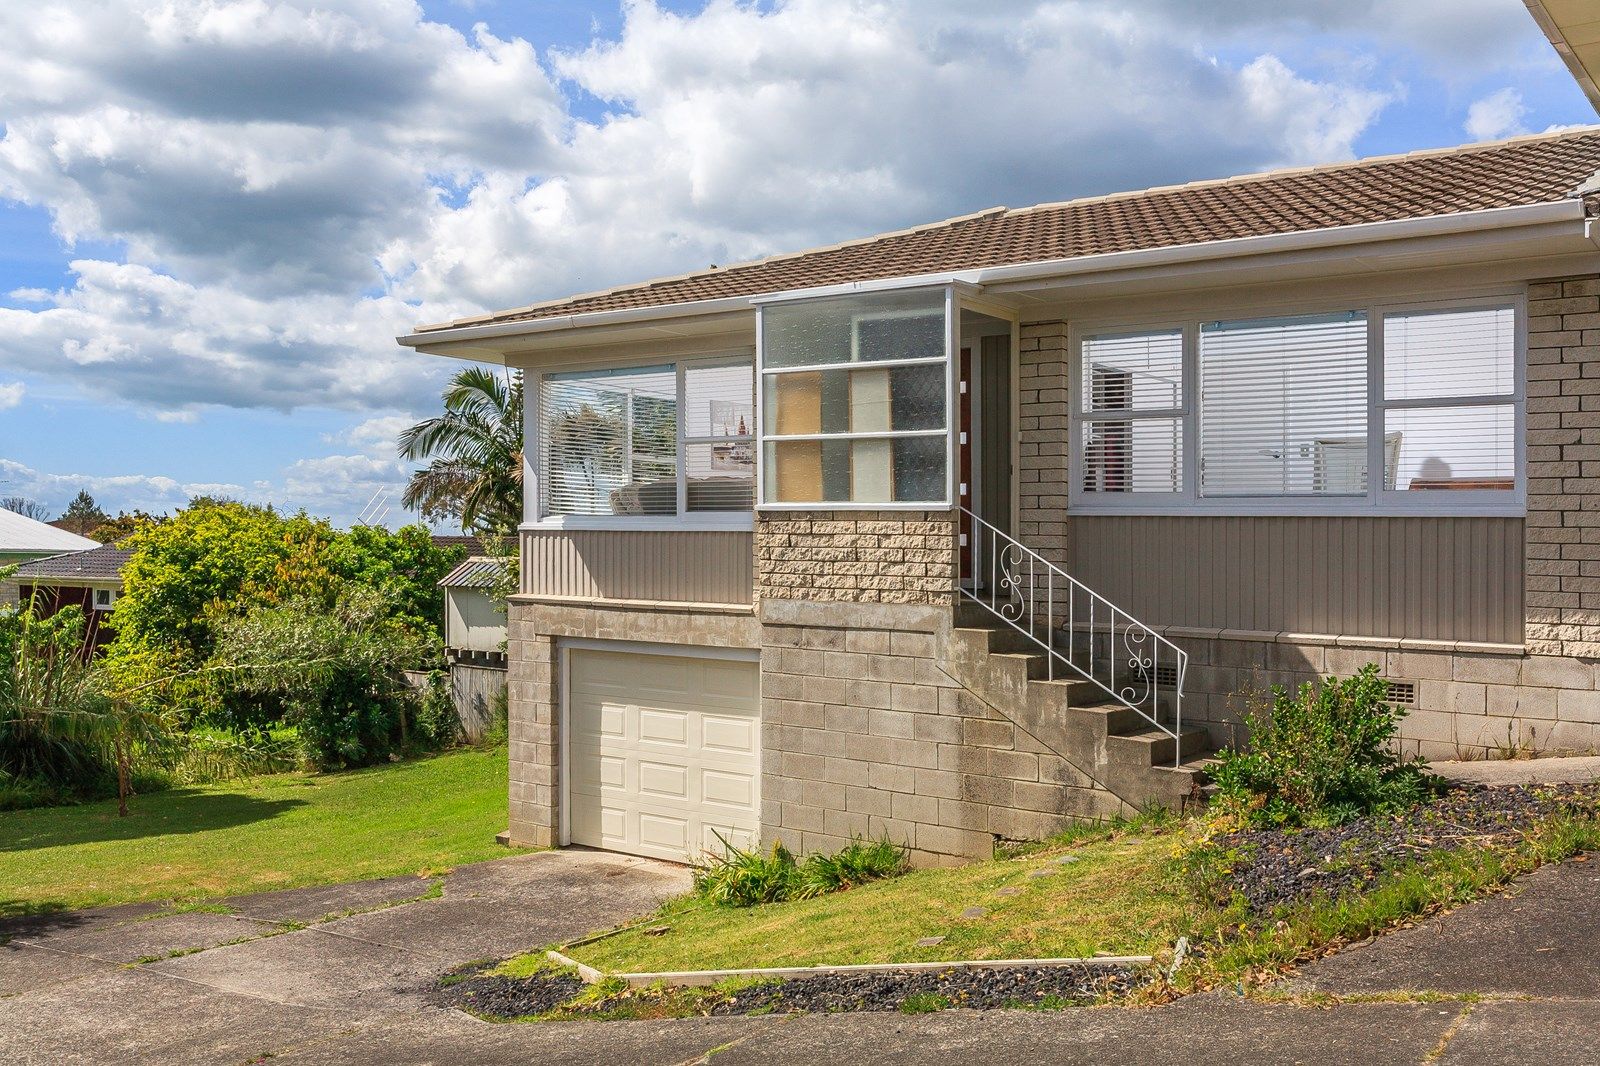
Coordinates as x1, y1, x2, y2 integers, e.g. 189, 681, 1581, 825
0, 509, 99, 607
399, 50, 1600, 866
10, 543, 132, 654
438, 556, 510, 742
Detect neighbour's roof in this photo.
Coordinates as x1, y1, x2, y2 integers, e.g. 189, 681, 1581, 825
439, 556, 507, 589
12, 544, 131, 583
432, 534, 486, 555
0, 509, 98, 554
415, 127, 1600, 334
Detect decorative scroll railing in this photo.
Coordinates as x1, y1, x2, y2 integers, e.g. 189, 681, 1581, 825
958, 507, 1186, 764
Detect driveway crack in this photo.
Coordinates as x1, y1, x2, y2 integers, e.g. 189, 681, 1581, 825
1423, 1003, 1474, 1064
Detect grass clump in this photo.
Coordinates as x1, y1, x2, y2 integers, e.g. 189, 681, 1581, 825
1209, 664, 1436, 829
692, 833, 908, 907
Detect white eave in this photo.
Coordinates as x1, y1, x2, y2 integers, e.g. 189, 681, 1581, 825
397, 199, 1594, 361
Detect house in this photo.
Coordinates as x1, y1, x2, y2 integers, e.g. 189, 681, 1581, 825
0, 509, 99, 607
401, 119, 1600, 865
10, 543, 132, 654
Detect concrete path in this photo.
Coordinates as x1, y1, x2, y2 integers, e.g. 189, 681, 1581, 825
6, 847, 1600, 1064
1431, 753, 1600, 787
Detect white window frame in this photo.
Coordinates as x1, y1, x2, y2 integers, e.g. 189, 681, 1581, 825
1068, 293, 1527, 517
525, 351, 756, 532
754, 284, 957, 511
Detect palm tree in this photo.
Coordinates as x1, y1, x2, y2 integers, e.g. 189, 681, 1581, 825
398, 367, 523, 535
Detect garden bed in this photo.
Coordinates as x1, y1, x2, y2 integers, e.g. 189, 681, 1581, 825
434, 960, 1142, 1018
1212, 783, 1600, 915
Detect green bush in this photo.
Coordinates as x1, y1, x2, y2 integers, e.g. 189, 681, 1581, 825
1208, 664, 1435, 828
693, 834, 909, 907
414, 670, 462, 750
0, 601, 114, 802
210, 589, 439, 771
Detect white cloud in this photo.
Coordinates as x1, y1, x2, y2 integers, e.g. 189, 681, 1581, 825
324, 414, 415, 457
0, 382, 23, 409
1465, 87, 1530, 142
1, 0, 1549, 440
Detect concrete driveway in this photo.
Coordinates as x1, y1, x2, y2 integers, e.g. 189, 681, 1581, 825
0, 849, 691, 1065
7, 849, 1600, 1064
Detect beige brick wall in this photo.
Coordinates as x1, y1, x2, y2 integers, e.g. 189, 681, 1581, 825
759, 599, 1125, 865
1526, 273, 1600, 657
1017, 321, 1071, 569
754, 510, 958, 604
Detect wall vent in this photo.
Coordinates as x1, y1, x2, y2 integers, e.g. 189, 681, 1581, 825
1385, 680, 1417, 706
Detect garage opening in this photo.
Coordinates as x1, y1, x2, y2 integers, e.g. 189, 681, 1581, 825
564, 646, 761, 863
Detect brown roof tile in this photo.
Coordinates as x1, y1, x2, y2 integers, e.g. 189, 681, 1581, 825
420, 128, 1600, 333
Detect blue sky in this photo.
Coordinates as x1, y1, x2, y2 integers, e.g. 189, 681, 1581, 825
0, 0, 1592, 527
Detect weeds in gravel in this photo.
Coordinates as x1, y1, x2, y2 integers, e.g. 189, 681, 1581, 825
899, 993, 949, 1014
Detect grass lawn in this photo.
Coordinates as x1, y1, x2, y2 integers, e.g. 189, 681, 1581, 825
571, 826, 1189, 975
0, 746, 513, 917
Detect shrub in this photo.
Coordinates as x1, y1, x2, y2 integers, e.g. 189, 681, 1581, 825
414, 670, 462, 750
1208, 664, 1435, 828
0, 600, 114, 802
210, 588, 439, 771
693, 834, 909, 907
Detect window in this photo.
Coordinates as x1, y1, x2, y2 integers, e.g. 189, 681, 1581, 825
1071, 299, 1522, 512
1199, 312, 1368, 497
538, 358, 754, 519
92, 588, 117, 611
1381, 306, 1516, 494
759, 287, 951, 506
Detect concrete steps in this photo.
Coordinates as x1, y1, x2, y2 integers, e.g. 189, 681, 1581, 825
940, 611, 1213, 812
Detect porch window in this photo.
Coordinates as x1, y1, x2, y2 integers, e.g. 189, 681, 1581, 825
538, 358, 754, 518
1071, 298, 1523, 513
758, 287, 951, 506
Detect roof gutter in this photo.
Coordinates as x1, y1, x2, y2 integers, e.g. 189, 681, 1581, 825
397, 199, 1587, 350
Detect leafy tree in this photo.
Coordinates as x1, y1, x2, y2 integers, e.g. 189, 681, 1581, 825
89, 510, 162, 544
57, 491, 109, 536
0, 497, 50, 522
322, 524, 466, 635
211, 589, 439, 770
399, 367, 523, 535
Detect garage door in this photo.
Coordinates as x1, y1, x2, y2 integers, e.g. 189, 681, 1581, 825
567, 648, 760, 863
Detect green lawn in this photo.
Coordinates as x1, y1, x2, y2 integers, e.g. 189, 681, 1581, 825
0, 746, 514, 917
570, 827, 1189, 975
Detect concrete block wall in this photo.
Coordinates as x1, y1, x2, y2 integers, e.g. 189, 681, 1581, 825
759, 599, 1126, 866
1526, 272, 1600, 657
1176, 634, 1600, 762
754, 510, 958, 605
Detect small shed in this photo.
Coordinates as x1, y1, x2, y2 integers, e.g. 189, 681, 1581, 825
439, 556, 508, 661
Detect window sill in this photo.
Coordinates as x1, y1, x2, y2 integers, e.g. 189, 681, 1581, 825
522, 515, 754, 533
1066, 502, 1526, 519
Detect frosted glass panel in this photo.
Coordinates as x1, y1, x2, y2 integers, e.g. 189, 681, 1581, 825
762, 288, 946, 368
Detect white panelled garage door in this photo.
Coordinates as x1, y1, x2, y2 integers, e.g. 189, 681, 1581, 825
566, 647, 761, 863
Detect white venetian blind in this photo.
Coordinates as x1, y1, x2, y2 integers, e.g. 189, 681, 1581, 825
541, 365, 677, 516
683, 361, 756, 512
1080, 329, 1184, 494
1199, 311, 1368, 497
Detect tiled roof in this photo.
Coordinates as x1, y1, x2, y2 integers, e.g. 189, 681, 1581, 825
432, 534, 485, 555
418, 128, 1600, 334
13, 544, 131, 582
439, 557, 507, 589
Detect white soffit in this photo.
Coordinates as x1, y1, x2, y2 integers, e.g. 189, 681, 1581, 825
1526, 0, 1600, 113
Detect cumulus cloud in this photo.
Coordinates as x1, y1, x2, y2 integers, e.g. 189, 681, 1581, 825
0, 0, 1413, 425
0, 381, 23, 409
1465, 87, 1530, 142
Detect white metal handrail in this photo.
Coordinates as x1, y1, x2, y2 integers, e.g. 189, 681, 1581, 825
958, 506, 1187, 764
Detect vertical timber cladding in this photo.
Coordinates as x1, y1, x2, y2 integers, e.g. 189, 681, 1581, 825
754, 511, 1127, 865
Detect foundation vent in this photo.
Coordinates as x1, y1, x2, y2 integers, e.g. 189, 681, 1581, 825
1385, 680, 1417, 706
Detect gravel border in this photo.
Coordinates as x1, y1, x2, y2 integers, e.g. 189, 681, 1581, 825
436, 961, 1144, 1018
1214, 783, 1600, 915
